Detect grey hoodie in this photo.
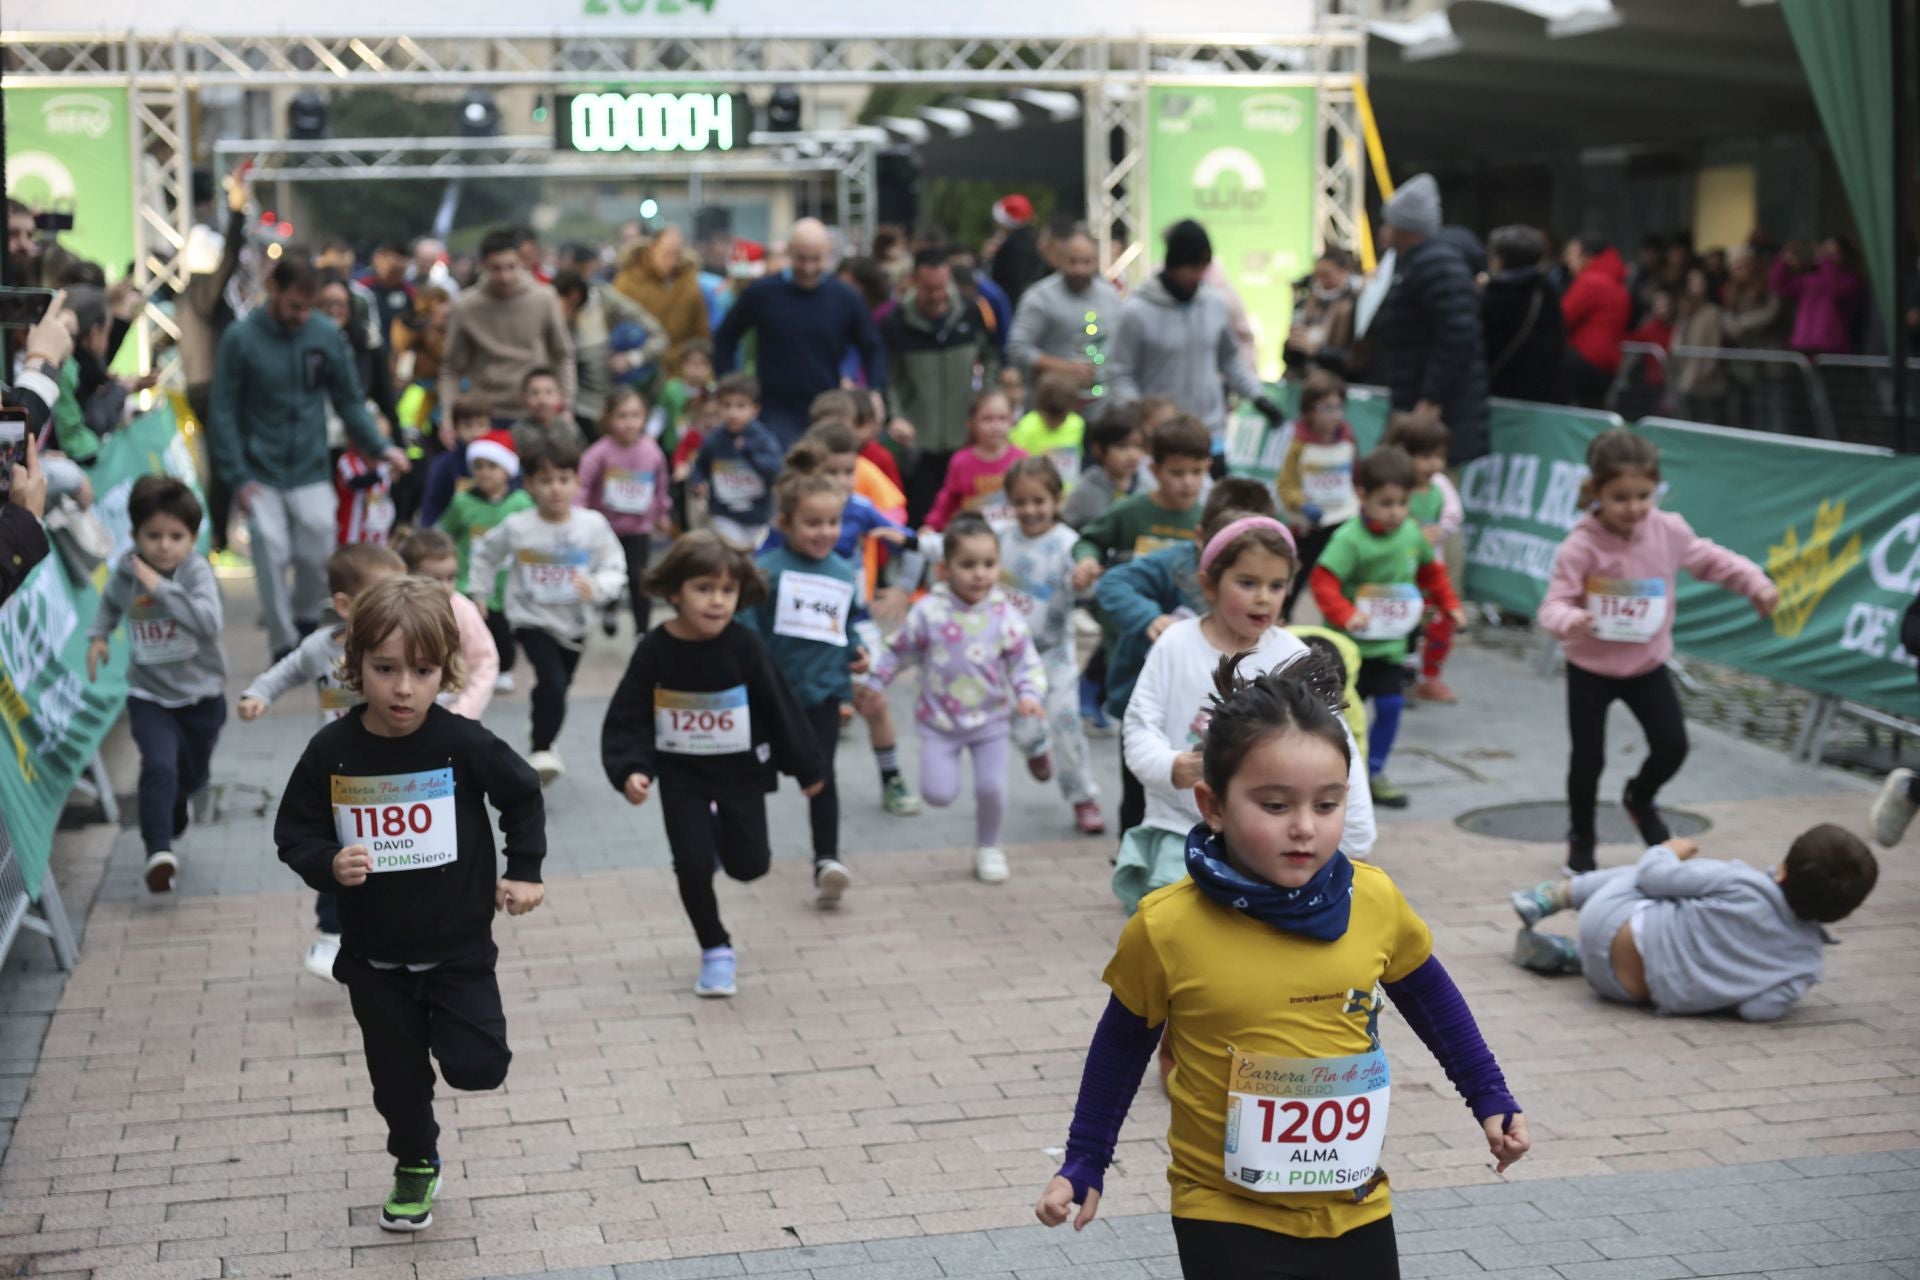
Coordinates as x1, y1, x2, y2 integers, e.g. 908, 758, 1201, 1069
1631, 845, 1829, 1022
1103, 276, 1263, 436
90, 552, 227, 706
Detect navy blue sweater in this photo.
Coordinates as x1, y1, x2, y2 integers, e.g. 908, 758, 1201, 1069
714, 273, 887, 446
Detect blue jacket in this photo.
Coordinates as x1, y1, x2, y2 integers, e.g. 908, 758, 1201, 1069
1095, 542, 1204, 717
713, 272, 887, 447
418, 448, 470, 529
692, 421, 785, 527
761, 493, 905, 564
742, 545, 861, 706
209, 306, 386, 490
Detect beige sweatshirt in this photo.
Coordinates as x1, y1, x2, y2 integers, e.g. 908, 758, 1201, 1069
438, 280, 578, 419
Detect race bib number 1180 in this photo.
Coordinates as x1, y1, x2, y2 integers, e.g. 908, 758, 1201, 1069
331, 768, 459, 872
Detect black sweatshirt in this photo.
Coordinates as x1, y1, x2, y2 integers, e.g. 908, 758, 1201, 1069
275, 704, 545, 965
601, 621, 824, 795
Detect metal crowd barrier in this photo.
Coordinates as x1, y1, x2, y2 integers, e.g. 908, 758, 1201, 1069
1811, 354, 1920, 452
0, 811, 81, 974
1608, 343, 1845, 442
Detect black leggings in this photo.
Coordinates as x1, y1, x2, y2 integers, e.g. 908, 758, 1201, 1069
513, 628, 583, 753
1282, 522, 1339, 623
658, 782, 772, 949
485, 608, 517, 674
801, 700, 841, 864
1119, 751, 1146, 837
618, 532, 654, 631
1172, 1216, 1398, 1279
337, 944, 510, 1160
1566, 661, 1688, 845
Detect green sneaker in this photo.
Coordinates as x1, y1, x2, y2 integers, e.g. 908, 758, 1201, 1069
380, 1159, 441, 1232
882, 774, 921, 816
1510, 880, 1569, 928
1513, 928, 1582, 976
1369, 774, 1409, 809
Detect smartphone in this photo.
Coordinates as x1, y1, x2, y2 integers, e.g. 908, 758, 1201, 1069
0, 407, 27, 498
0, 287, 57, 330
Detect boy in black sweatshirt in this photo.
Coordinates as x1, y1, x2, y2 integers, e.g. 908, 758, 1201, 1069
275, 576, 545, 1233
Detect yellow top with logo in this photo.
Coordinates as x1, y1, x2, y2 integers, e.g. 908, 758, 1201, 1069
1102, 862, 1432, 1239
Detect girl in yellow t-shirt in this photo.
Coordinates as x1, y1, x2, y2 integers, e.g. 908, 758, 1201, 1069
1036, 650, 1530, 1277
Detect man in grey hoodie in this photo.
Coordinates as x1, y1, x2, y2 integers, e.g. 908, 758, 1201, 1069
1102, 219, 1283, 447
1507, 827, 1878, 1022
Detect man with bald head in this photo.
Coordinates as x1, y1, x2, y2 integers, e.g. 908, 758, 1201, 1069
714, 217, 887, 447
1007, 227, 1123, 407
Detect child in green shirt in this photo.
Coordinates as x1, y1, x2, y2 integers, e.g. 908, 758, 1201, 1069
1010, 373, 1089, 493
436, 432, 535, 691
1307, 445, 1466, 809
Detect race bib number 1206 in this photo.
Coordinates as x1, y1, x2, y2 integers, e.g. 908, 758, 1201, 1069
331, 768, 459, 872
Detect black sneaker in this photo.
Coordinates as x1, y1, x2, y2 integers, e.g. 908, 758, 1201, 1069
1563, 840, 1597, 877
1621, 783, 1671, 847
380, 1158, 441, 1232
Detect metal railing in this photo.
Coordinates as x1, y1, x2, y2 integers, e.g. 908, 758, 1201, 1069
0, 812, 81, 974
1607, 342, 1844, 442
1811, 354, 1920, 452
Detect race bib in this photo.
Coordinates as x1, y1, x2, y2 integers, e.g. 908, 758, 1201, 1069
1586, 575, 1668, 643
362, 492, 396, 537
655, 686, 751, 755
1302, 463, 1353, 507
1001, 577, 1053, 620
711, 460, 766, 511
1049, 447, 1080, 487
127, 601, 197, 665
967, 487, 1013, 525
517, 548, 590, 605
331, 768, 459, 873
1224, 1048, 1390, 1196
319, 682, 361, 724
773, 571, 853, 645
1133, 534, 1180, 558
603, 467, 656, 515
1348, 583, 1423, 641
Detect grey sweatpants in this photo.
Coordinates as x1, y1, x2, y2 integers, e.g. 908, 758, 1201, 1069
1569, 866, 1648, 1006
249, 482, 337, 654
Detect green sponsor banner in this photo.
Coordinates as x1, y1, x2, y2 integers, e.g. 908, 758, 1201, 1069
1147, 86, 1316, 381
90, 402, 211, 559
3, 88, 136, 287
1458, 406, 1920, 716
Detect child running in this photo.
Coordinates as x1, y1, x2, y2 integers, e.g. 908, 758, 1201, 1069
577, 385, 671, 635
999, 458, 1103, 835
85, 476, 226, 895
275, 576, 545, 1234
926, 389, 1027, 530
397, 529, 500, 720
866, 514, 1046, 883
418, 395, 494, 528
1509, 827, 1876, 1021
1309, 446, 1467, 810
468, 441, 628, 785
1538, 429, 1776, 873
1038, 652, 1529, 1275
437, 430, 532, 691
1118, 515, 1375, 907
740, 466, 868, 906
1010, 372, 1088, 491
1276, 370, 1358, 622
1062, 406, 1147, 739
240, 543, 407, 975
1383, 413, 1465, 704
510, 366, 586, 458
600, 533, 826, 997
691, 372, 784, 550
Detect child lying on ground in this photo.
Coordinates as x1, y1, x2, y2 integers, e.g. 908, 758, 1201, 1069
1509, 827, 1877, 1022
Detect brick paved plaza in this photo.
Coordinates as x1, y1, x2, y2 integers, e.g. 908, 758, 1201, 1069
2, 582, 1916, 1278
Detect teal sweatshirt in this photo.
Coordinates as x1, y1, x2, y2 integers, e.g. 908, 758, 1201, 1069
742, 544, 861, 707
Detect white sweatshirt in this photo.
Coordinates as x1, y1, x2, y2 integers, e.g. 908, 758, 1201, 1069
1122, 616, 1376, 858
469, 507, 628, 643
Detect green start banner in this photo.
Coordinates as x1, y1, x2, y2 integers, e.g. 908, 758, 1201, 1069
1147, 86, 1317, 381
3, 87, 136, 287
1458, 407, 1920, 716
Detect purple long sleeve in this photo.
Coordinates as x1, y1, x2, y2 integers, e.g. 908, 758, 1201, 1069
1383, 955, 1520, 1124
1056, 995, 1162, 1201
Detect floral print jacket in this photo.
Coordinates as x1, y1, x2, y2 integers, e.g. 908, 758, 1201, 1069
868, 584, 1047, 735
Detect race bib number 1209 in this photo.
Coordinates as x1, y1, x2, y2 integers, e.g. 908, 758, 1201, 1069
1223, 1048, 1390, 1195
331, 768, 459, 872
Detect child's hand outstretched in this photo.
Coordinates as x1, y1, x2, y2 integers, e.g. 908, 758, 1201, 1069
801, 780, 825, 798
848, 646, 871, 676
334, 844, 372, 886
1016, 695, 1044, 719
623, 772, 651, 806
238, 696, 267, 721
1171, 750, 1204, 790
574, 571, 596, 601
85, 636, 110, 682
1663, 837, 1700, 860
1565, 611, 1595, 641
1449, 605, 1470, 629
129, 554, 161, 592
497, 879, 544, 915
1035, 1176, 1099, 1231
1071, 558, 1102, 593
1484, 1113, 1531, 1174
1754, 581, 1780, 619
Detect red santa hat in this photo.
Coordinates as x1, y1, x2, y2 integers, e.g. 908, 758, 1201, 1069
992, 193, 1034, 229
466, 430, 519, 477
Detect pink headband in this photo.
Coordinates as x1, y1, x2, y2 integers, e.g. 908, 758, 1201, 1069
1199, 516, 1297, 576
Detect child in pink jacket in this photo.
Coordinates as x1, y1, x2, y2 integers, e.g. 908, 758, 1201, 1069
1538, 429, 1778, 874
925, 389, 1027, 531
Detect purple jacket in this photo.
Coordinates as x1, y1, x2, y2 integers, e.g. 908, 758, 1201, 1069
1770, 257, 1864, 355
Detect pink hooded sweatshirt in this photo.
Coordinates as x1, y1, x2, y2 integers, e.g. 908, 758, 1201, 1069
1538, 509, 1771, 679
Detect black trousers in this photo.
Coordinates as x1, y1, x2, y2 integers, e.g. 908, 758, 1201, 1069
1282, 522, 1339, 623
187, 383, 234, 554
904, 449, 955, 529
1119, 750, 1146, 836
485, 608, 517, 674
658, 781, 773, 949
514, 628, 583, 752
337, 944, 511, 1160
126, 695, 225, 857
316, 891, 340, 934
801, 700, 841, 864
1565, 660, 1688, 845
1172, 1216, 1399, 1279
618, 533, 654, 631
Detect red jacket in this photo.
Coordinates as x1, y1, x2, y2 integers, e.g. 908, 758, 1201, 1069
1561, 247, 1631, 375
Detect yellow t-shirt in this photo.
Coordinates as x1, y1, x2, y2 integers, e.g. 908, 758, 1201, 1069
1103, 863, 1433, 1239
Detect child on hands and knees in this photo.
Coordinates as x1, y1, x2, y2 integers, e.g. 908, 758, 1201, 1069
1039, 651, 1528, 1278
1537, 429, 1777, 873
601, 533, 826, 998
1510, 826, 1877, 1022
865, 514, 1046, 883
274, 577, 546, 1235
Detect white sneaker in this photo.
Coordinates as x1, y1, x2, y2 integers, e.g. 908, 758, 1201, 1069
814, 859, 851, 907
494, 671, 516, 693
144, 851, 178, 894
1870, 768, 1917, 848
974, 846, 1009, 883
304, 933, 341, 979
528, 750, 565, 785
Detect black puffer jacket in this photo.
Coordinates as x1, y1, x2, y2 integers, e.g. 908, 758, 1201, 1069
1483, 266, 1567, 405
1372, 237, 1490, 463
